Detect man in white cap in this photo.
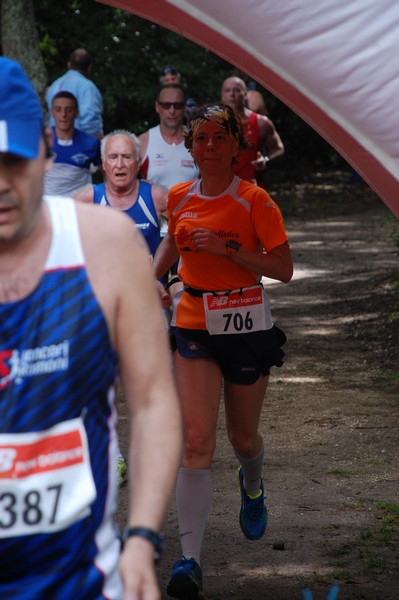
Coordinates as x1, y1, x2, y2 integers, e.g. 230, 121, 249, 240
0, 57, 182, 600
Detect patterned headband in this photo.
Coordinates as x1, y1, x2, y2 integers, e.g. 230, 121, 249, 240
189, 105, 241, 145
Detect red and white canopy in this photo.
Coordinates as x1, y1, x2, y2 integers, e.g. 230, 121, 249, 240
100, 0, 399, 218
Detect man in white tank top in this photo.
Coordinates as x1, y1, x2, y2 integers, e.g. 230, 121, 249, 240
139, 84, 199, 199
139, 83, 199, 297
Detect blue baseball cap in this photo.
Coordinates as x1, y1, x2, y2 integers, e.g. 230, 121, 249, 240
0, 57, 43, 159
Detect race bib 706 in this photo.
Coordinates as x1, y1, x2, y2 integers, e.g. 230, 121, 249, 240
204, 285, 268, 335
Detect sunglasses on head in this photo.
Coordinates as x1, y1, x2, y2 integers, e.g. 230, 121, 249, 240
157, 101, 186, 110
160, 66, 178, 76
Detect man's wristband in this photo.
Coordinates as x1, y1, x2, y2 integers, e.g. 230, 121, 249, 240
122, 526, 165, 563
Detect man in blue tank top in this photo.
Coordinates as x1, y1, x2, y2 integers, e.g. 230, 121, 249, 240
74, 129, 169, 486
0, 56, 182, 600
74, 130, 167, 259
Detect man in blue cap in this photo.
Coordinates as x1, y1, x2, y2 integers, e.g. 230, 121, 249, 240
0, 57, 182, 600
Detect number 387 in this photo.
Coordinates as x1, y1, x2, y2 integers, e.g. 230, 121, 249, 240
0, 485, 62, 529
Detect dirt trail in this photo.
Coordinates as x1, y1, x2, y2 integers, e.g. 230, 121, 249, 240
117, 176, 399, 600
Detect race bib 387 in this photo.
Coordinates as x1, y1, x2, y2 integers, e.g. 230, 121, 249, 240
0, 418, 96, 537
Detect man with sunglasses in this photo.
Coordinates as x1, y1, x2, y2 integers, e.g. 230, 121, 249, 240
139, 84, 199, 255
158, 66, 198, 122
139, 84, 199, 194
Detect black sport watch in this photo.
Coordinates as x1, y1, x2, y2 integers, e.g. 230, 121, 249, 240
122, 526, 165, 563
225, 239, 240, 256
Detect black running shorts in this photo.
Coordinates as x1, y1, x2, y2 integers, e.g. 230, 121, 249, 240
170, 325, 287, 385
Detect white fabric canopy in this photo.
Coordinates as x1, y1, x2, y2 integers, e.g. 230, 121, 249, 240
100, 0, 399, 218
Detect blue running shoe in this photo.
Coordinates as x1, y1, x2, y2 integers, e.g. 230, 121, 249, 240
238, 467, 268, 540
166, 556, 205, 599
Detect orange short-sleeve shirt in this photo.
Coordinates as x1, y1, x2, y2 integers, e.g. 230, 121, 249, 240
168, 176, 288, 329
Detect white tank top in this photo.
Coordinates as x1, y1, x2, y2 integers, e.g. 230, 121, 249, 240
143, 125, 199, 189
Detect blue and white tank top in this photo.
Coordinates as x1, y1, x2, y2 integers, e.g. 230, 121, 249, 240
0, 196, 122, 599
44, 126, 101, 196
93, 180, 161, 257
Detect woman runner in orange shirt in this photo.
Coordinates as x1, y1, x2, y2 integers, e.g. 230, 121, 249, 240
153, 103, 293, 600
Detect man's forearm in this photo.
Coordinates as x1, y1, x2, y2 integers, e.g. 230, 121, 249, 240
126, 388, 182, 531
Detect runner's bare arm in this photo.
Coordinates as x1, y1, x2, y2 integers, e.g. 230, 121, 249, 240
151, 184, 168, 219
258, 116, 284, 162
190, 227, 293, 283
72, 184, 95, 203
78, 204, 182, 599
117, 224, 182, 598
231, 240, 293, 282
138, 130, 149, 162
152, 233, 181, 308
153, 233, 180, 280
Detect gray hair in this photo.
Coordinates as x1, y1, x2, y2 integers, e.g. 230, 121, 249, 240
101, 129, 141, 161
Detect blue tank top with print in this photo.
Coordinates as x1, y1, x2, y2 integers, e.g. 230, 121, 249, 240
0, 197, 122, 599
93, 180, 161, 257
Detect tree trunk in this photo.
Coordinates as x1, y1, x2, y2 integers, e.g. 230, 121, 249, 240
1, 0, 48, 108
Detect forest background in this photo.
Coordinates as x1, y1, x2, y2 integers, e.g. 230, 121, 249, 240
2, 5, 398, 597
0, 0, 348, 177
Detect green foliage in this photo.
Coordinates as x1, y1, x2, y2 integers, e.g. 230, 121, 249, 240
382, 215, 399, 252
33, 0, 343, 171
372, 368, 399, 389
357, 501, 399, 572
35, 2, 232, 131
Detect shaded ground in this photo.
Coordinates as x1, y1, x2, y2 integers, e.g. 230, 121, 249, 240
117, 171, 399, 599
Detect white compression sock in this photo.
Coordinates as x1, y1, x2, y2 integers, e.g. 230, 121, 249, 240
176, 467, 212, 564
234, 446, 264, 497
